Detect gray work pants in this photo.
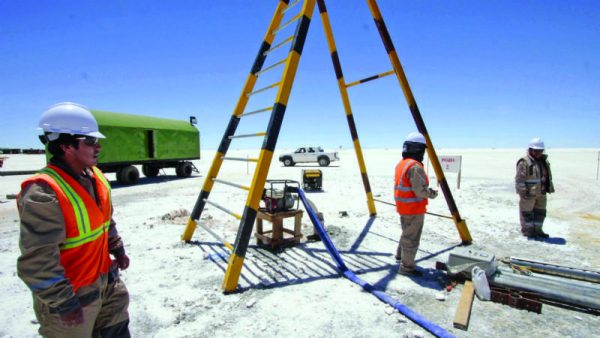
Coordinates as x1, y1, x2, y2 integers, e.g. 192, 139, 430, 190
33, 273, 130, 338
519, 194, 547, 234
396, 214, 425, 272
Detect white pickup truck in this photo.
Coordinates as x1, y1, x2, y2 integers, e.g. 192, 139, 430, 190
278, 146, 340, 167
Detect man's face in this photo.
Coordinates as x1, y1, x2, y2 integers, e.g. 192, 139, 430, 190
63, 137, 101, 170
529, 148, 544, 160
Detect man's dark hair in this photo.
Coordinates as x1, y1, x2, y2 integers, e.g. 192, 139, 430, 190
44, 133, 80, 157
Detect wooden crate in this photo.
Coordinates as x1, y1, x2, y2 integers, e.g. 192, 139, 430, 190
255, 209, 303, 249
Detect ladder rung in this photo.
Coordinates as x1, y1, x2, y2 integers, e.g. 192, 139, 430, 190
212, 178, 251, 191
241, 106, 273, 117
228, 132, 267, 139
263, 35, 294, 56
346, 70, 395, 88
221, 156, 259, 163
282, 0, 301, 15
256, 58, 287, 77
195, 221, 233, 251
203, 199, 242, 220
272, 13, 301, 35
246, 81, 281, 97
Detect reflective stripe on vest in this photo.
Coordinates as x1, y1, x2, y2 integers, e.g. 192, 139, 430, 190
394, 159, 428, 214
91, 166, 112, 205
20, 165, 112, 291
395, 159, 425, 203
39, 167, 90, 236
525, 179, 542, 184
38, 167, 110, 249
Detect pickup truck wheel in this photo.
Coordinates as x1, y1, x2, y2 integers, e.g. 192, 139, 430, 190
176, 161, 193, 177
318, 156, 330, 167
117, 165, 140, 185
283, 157, 295, 167
142, 164, 160, 177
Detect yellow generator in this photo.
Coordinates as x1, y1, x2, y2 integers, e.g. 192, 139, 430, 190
302, 169, 322, 191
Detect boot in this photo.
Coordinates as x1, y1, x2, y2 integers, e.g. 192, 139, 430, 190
533, 209, 548, 238
522, 228, 536, 238
399, 268, 423, 277
534, 226, 549, 238
521, 211, 535, 238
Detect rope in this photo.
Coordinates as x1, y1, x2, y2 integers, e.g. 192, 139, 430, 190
372, 198, 454, 220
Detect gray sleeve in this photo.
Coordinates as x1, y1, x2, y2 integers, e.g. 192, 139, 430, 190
515, 159, 528, 194
407, 165, 431, 199
17, 182, 76, 310
108, 216, 126, 257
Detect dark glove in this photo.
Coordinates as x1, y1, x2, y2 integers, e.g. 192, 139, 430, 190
115, 254, 130, 270
59, 304, 84, 327
428, 188, 438, 199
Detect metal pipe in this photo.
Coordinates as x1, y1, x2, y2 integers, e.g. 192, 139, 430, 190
492, 267, 600, 310
510, 257, 600, 284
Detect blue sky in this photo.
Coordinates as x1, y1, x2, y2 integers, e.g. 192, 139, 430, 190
1, 1, 599, 150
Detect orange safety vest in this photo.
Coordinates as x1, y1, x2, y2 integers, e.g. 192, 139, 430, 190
20, 165, 112, 292
394, 158, 428, 215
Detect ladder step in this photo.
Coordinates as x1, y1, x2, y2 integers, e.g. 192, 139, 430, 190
282, 0, 301, 15
241, 106, 273, 117
203, 199, 242, 220
228, 132, 267, 139
272, 13, 302, 35
212, 178, 251, 191
256, 58, 287, 77
195, 221, 234, 251
263, 35, 294, 56
346, 70, 395, 88
247, 81, 281, 97
221, 156, 259, 163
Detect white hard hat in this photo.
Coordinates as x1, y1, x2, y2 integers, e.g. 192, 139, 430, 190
528, 137, 545, 150
39, 102, 105, 139
405, 132, 426, 145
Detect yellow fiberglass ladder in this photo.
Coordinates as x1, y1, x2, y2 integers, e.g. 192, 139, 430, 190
182, 0, 473, 293
181, 0, 318, 292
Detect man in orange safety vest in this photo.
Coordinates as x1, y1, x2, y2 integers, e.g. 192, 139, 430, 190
394, 132, 438, 276
17, 102, 130, 337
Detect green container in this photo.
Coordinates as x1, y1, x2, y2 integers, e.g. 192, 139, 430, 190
90, 110, 200, 185
91, 110, 200, 165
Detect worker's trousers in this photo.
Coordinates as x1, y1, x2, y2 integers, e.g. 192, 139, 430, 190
519, 194, 547, 235
397, 214, 425, 272
33, 272, 130, 338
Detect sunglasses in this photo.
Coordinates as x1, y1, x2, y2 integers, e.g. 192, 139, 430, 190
77, 136, 99, 146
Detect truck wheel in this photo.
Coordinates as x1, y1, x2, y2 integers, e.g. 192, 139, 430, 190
283, 157, 295, 167
318, 156, 330, 167
142, 164, 160, 177
176, 161, 193, 177
117, 165, 139, 185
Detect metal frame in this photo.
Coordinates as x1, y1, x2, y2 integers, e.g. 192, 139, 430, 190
183, 0, 472, 293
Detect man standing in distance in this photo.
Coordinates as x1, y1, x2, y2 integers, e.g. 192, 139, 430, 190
516, 137, 554, 238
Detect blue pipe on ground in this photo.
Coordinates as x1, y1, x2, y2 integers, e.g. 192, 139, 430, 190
293, 187, 454, 338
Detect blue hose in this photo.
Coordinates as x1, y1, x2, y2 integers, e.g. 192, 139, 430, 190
294, 187, 454, 338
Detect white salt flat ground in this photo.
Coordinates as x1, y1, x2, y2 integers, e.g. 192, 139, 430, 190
1, 148, 599, 337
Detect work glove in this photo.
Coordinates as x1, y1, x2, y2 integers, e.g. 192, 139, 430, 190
428, 188, 438, 199
115, 253, 130, 270
59, 304, 84, 327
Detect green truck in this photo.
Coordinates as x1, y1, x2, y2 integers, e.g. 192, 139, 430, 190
90, 110, 200, 185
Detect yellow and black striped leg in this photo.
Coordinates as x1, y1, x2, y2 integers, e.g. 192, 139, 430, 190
222, 0, 317, 292
365, 0, 472, 243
